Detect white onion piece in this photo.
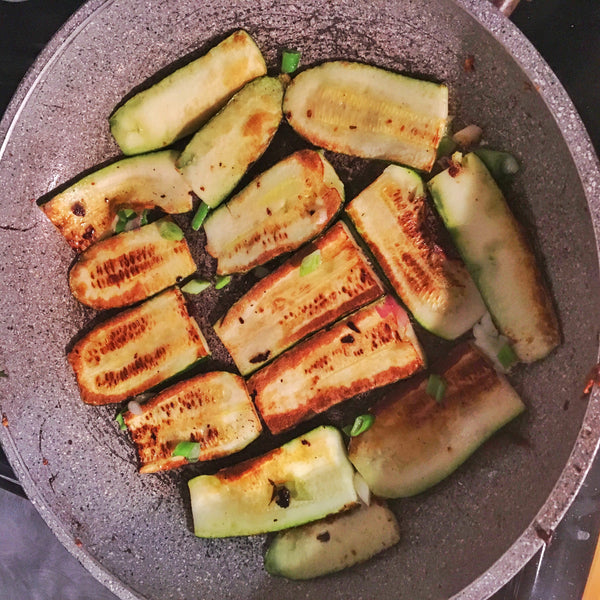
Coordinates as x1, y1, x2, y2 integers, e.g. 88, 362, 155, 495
353, 471, 371, 506
452, 124, 483, 148
127, 400, 144, 415
472, 312, 510, 373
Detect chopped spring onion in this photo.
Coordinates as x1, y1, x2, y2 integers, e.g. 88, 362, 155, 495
172, 441, 201, 462
473, 148, 520, 180
115, 412, 127, 431
0, 370, 7, 378
191, 202, 210, 231
426, 374, 447, 403
114, 208, 137, 233
214, 274, 231, 290
437, 135, 458, 158
299, 249, 321, 276
157, 220, 184, 241
343, 414, 375, 437
497, 343, 519, 371
281, 49, 301, 74
140, 209, 149, 227
181, 278, 211, 294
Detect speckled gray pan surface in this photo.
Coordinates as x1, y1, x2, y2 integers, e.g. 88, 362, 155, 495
1, 1, 600, 599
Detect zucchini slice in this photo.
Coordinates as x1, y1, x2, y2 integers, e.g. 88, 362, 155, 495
247, 296, 425, 435
204, 149, 344, 274
346, 164, 486, 339
123, 371, 261, 473
348, 343, 525, 498
68, 288, 210, 405
110, 30, 267, 155
176, 76, 284, 209
427, 152, 560, 362
283, 61, 448, 172
69, 218, 197, 310
41, 150, 193, 252
265, 499, 400, 580
214, 221, 384, 375
188, 425, 358, 537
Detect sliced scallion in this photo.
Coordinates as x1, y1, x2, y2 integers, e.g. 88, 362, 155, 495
157, 220, 184, 241
343, 413, 375, 437
192, 202, 210, 231
281, 49, 301, 74
181, 278, 211, 294
214, 274, 232, 290
115, 412, 127, 431
172, 441, 201, 462
140, 209, 149, 226
497, 343, 518, 371
436, 135, 457, 158
0, 370, 7, 378
426, 374, 447, 403
299, 249, 321, 276
473, 148, 520, 180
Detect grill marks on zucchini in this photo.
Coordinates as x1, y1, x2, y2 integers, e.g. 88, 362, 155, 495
68, 289, 210, 405
69, 218, 196, 309
248, 297, 425, 435
204, 150, 344, 275
123, 371, 261, 473
214, 222, 384, 375
346, 165, 486, 339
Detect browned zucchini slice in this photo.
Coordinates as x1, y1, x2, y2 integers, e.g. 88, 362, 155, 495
214, 221, 384, 375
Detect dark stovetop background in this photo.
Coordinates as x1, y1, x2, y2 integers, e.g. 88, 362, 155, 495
1, 1, 600, 599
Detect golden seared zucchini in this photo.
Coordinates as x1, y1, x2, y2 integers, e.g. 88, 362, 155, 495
283, 61, 448, 172
248, 296, 425, 435
69, 218, 196, 310
110, 30, 267, 155
428, 152, 560, 362
348, 343, 525, 498
176, 76, 283, 209
41, 150, 193, 251
346, 164, 486, 339
265, 499, 400, 580
68, 288, 210, 405
204, 149, 344, 274
188, 426, 358, 537
214, 222, 384, 375
123, 371, 261, 473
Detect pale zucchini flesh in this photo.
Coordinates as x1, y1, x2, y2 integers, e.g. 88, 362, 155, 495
188, 426, 358, 537
214, 221, 384, 375
69, 218, 197, 310
68, 288, 210, 405
283, 61, 448, 172
427, 152, 560, 362
247, 296, 426, 435
124, 371, 261, 473
348, 343, 525, 498
204, 149, 344, 274
41, 150, 193, 251
110, 30, 267, 155
346, 164, 486, 339
177, 76, 284, 208
265, 499, 400, 580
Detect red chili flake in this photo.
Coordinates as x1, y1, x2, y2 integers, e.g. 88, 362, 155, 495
1, 414, 8, 427
464, 54, 475, 73
74, 538, 83, 548
42, 458, 49, 466
448, 163, 461, 178
582, 363, 600, 396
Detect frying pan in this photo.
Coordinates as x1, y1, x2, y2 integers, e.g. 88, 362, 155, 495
1, 1, 599, 599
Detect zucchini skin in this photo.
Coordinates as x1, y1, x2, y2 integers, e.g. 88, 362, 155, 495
283, 61, 448, 172
214, 221, 384, 375
348, 343, 525, 497
110, 30, 267, 155
68, 288, 210, 405
177, 76, 284, 209
41, 150, 193, 252
69, 218, 197, 310
188, 426, 358, 537
124, 371, 262, 473
346, 164, 486, 340
247, 296, 425, 435
428, 152, 560, 362
204, 149, 345, 275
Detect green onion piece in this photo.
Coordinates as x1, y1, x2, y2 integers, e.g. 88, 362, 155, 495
0, 370, 7, 378
120, 208, 136, 219
299, 249, 321, 276
214, 274, 232, 290
115, 412, 127, 431
473, 148, 520, 180
192, 202, 210, 231
114, 216, 128, 234
281, 49, 301, 74
426, 374, 447, 403
437, 135, 457, 158
181, 278, 211, 294
157, 220, 184, 241
172, 441, 201, 462
343, 414, 375, 437
140, 209, 149, 226
497, 343, 519, 370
